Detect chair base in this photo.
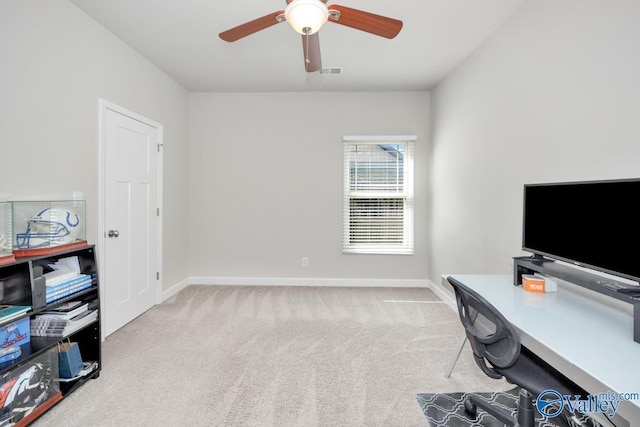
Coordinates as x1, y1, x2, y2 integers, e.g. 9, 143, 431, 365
465, 388, 535, 427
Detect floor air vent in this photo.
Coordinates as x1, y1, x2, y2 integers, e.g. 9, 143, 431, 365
319, 67, 343, 75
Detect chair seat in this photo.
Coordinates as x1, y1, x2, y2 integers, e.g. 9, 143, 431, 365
499, 345, 588, 398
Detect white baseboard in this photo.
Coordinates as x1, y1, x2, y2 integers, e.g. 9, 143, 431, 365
162, 276, 457, 307
427, 276, 457, 312
187, 276, 430, 288
160, 277, 189, 303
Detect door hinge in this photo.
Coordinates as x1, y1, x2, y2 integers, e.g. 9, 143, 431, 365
157, 207, 160, 216
156, 272, 160, 280
157, 143, 164, 152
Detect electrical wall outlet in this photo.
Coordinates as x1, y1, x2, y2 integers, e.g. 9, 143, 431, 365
302, 257, 309, 267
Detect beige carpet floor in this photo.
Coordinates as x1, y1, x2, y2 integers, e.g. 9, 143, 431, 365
35, 285, 507, 426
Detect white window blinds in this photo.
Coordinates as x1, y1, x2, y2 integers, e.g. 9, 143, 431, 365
343, 135, 415, 254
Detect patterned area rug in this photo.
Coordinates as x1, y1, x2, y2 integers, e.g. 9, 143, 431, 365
416, 387, 603, 427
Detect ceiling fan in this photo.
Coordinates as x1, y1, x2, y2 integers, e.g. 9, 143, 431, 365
218, 0, 403, 72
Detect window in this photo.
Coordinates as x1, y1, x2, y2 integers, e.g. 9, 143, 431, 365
343, 135, 415, 254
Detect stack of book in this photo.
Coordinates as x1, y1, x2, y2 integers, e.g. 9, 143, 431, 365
44, 270, 93, 304
31, 301, 98, 337
0, 305, 31, 323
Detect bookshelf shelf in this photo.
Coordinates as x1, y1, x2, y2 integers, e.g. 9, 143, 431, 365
0, 245, 101, 425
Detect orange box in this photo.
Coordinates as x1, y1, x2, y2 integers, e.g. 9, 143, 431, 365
522, 274, 545, 293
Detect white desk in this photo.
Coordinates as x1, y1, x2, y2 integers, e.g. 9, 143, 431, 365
447, 274, 640, 427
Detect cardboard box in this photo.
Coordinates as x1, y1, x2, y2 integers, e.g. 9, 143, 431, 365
522, 274, 558, 293
0, 317, 30, 349
534, 273, 557, 292
522, 274, 546, 293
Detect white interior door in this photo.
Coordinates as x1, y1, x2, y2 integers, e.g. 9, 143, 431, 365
103, 105, 160, 336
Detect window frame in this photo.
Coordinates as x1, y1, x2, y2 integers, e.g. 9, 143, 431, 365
342, 135, 416, 255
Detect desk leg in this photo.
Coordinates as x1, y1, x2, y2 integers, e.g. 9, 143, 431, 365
444, 334, 468, 378
634, 303, 640, 344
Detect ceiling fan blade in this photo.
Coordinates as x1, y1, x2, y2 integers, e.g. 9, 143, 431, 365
302, 33, 322, 72
219, 11, 284, 42
327, 5, 403, 39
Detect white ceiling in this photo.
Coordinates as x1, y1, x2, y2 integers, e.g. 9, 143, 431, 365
69, 0, 525, 92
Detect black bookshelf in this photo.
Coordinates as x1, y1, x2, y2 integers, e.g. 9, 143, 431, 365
0, 244, 101, 425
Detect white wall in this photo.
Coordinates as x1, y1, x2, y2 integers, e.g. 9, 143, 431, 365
0, 0, 190, 291
188, 92, 430, 283
430, 0, 640, 285
11, 0, 637, 293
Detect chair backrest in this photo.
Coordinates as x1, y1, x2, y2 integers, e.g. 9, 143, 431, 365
447, 276, 521, 378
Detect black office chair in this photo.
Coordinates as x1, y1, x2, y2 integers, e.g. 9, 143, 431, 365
446, 276, 588, 427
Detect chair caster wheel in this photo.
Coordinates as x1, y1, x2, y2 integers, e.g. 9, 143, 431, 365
464, 399, 477, 417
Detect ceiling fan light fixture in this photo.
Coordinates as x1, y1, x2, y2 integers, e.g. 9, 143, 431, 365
284, 0, 329, 35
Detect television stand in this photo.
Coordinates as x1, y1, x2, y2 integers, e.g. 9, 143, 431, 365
514, 255, 640, 344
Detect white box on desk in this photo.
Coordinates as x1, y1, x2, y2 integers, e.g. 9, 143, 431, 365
534, 273, 558, 292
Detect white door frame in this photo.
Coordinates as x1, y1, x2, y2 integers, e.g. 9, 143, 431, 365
98, 98, 163, 339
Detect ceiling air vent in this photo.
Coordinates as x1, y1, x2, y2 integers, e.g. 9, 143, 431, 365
319, 67, 343, 76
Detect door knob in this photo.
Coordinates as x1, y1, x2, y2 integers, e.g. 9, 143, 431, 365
108, 230, 120, 238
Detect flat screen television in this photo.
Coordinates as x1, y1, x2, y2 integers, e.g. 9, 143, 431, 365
522, 178, 640, 283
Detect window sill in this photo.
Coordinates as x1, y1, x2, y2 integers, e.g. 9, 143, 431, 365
343, 248, 414, 255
